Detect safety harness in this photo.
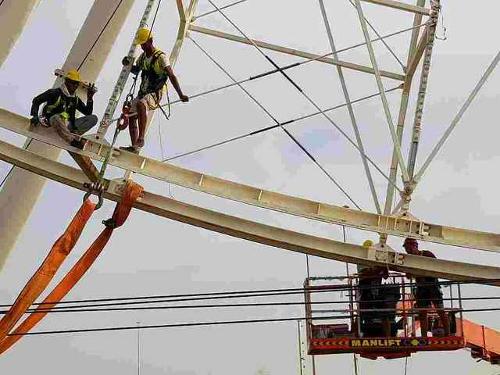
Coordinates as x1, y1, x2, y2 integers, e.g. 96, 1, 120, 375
137, 48, 168, 98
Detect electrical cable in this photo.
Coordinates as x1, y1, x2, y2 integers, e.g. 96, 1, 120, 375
77, 0, 125, 71
0, 278, 495, 308
110, 21, 428, 123
1, 286, 497, 312
8, 306, 500, 337
7, 297, 500, 315
163, 85, 400, 165
190, 36, 362, 209
195, 0, 249, 19
185, 0, 405, 194
0, 139, 33, 189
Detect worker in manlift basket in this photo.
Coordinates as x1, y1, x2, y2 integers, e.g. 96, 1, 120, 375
403, 237, 450, 337
29, 69, 97, 150
357, 240, 400, 338
120, 27, 189, 153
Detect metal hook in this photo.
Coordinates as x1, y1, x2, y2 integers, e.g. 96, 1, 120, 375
83, 182, 104, 210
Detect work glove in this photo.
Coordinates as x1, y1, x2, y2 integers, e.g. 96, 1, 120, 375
87, 83, 97, 101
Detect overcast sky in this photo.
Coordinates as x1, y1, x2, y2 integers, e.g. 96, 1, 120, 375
0, 1, 499, 374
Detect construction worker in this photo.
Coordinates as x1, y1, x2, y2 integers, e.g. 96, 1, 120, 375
403, 237, 450, 337
29, 69, 97, 149
357, 240, 398, 337
121, 28, 189, 153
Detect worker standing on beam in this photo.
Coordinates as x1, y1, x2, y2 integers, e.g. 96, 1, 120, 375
29, 69, 97, 150
121, 28, 189, 153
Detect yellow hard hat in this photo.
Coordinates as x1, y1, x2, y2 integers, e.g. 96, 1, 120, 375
134, 28, 153, 45
65, 69, 81, 82
362, 240, 374, 248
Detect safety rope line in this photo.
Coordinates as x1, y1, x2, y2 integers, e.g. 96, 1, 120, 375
206, 0, 404, 195
189, 36, 362, 209
0, 181, 143, 355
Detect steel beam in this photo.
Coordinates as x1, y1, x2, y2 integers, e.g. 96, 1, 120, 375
318, 0, 381, 213
189, 25, 405, 81
405, 25, 429, 79
0, 138, 498, 283
382, 0, 426, 217
360, 0, 430, 15
96, 0, 158, 139
406, 1, 440, 182
415, 50, 500, 182
0, 0, 40, 67
2, 108, 500, 253
0, 0, 135, 269
354, 0, 410, 182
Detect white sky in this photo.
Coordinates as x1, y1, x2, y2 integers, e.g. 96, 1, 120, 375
0, 0, 499, 374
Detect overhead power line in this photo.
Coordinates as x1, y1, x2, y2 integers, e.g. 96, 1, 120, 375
8, 307, 500, 337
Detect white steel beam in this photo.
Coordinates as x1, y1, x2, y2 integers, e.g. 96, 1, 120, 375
2, 108, 500, 253
121, 0, 198, 180
405, 25, 429, 79
189, 25, 405, 81
0, 138, 498, 283
406, 1, 440, 181
415, 50, 500, 182
354, 0, 410, 182
0, 0, 135, 269
0, 0, 40, 67
382, 0, 425, 217
318, 0, 381, 213
360, 0, 430, 15
96, 0, 158, 140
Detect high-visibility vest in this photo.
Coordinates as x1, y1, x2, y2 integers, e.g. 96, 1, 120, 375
42, 90, 76, 120
137, 49, 168, 98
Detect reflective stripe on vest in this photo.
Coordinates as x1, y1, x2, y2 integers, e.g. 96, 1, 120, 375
44, 94, 72, 120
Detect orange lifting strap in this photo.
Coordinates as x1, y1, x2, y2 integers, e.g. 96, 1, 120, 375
0, 181, 143, 354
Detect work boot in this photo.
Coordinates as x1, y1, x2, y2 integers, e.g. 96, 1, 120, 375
119, 145, 139, 154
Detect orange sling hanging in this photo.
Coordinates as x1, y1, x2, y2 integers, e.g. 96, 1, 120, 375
0, 199, 96, 342
0, 180, 143, 354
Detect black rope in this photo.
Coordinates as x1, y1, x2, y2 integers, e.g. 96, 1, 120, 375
163, 86, 400, 162
8, 315, 348, 337
0, 279, 496, 309
77, 0, 125, 71
5, 296, 499, 315
195, 0, 249, 19
190, 35, 361, 209
0, 139, 33, 189
9, 307, 500, 337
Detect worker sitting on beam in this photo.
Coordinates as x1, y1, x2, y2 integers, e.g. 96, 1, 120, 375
120, 28, 189, 153
29, 69, 97, 150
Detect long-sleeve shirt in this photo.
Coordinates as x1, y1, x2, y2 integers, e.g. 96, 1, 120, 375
30, 87, 93, 128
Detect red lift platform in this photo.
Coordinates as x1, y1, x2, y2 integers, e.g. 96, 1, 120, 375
304, 275, 466, 360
